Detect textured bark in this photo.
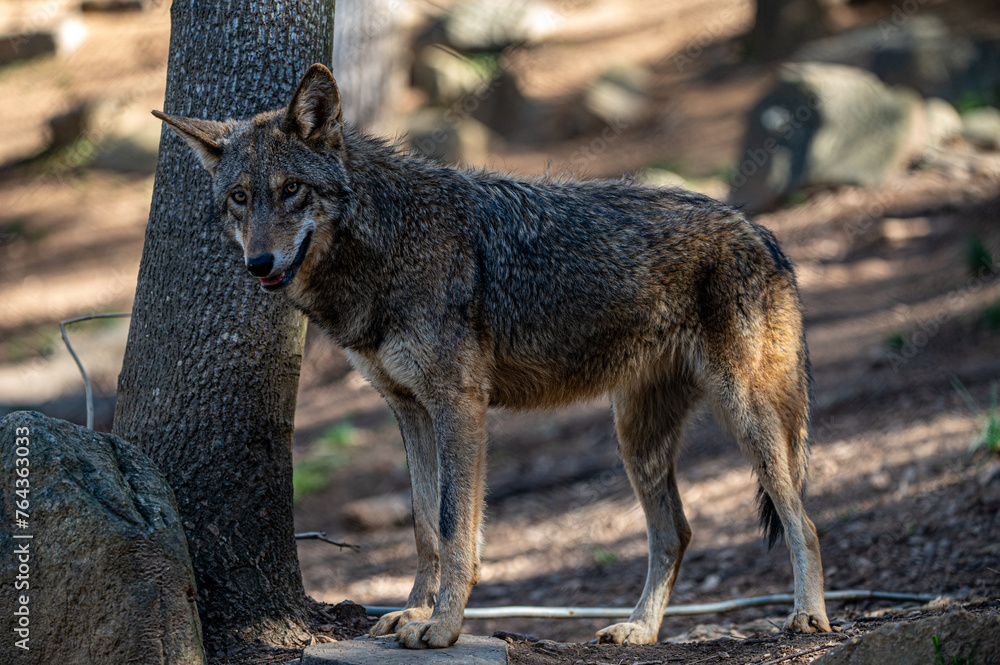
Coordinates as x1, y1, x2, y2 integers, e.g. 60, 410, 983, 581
331, 0, 409, 132
113, 0, 334, 655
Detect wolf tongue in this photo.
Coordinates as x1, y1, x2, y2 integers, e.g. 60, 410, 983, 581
260, 273, 284, 286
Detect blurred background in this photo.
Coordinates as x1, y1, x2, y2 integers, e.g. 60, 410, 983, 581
1, 0, 999, 644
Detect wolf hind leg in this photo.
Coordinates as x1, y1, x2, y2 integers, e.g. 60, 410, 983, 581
596, 367, 700, 645
709, 361, 831, 634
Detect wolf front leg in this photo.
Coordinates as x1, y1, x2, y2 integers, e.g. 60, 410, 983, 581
396, 391, 488, 649
370, 395, 440, 637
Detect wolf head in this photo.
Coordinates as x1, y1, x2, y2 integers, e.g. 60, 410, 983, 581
153, 64, 351, 291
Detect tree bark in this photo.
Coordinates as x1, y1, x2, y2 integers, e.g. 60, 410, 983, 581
331, 0, 409, 132
113, 0, 334, 656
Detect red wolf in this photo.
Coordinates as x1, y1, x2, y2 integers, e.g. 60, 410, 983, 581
154, 63, 831, 648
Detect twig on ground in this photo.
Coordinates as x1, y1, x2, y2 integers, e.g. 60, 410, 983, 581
295, 531, 359, 550
761, 643, 839, 665
60, 312, 131, 429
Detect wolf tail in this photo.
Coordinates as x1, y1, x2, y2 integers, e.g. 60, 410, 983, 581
756, 328, 812, 550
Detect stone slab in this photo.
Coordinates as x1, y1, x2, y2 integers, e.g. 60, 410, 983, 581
301, 635, 508, 664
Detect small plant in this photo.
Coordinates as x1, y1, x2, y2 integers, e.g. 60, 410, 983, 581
292, 420, 358, 502
933, 633, 976, 665
464, 51, 502, 81
647, 158, 690, 178
954, 91, 987, 114
966, 236, 995, 277
885, 331, 907, 352
952, 378, 1000, 457
592, 546, 619, 564
1, 217, 48, 246
317, 421, 357, 450
787, 189, 810, 207
713, 163, 737, 183
978, 299, 1000, 331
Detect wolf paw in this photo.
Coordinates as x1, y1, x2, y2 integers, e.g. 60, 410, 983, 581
594, 621, 658, 645
369, 607, 433, 636
784, 610, 832, 634
396, 618, 461, 649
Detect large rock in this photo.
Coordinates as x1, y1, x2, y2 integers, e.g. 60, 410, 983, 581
0, 32, 56, 67
406, 108, 491, 165
584, 64, 651, 127
0, 411, 204, 664
469, 68, 550, 143
729, 62, 919, 212
961, 106, 1000, 150
444, 0, 557, 52
791, 15, 1000, 105
302, 634, 507, 664
815, 609, 1000, 665
412, 46, 494, 107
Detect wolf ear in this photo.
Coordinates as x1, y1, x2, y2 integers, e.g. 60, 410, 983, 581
283, 63, 343, 150
152, 111, 227, 174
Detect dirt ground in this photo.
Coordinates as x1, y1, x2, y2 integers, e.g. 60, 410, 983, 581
2, 0, 1000, 664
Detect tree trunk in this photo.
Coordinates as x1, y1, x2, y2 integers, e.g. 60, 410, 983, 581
331, 0, 409, 132
744, 0, 827, 62
113, 0, 334, 656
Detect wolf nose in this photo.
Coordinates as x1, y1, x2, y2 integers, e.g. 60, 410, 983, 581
246, 253, 275, 277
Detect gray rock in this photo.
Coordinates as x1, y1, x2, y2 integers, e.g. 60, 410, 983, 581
469, 68, 550, 142
0, 411, 204, 664
48, 103, 91, 152
961, 106, 1000, 150
815, 609, 1000, 665
412, 47, 494, 107
0, 32, 56, 67
80, 0, 144, 11
406, 108, 490, 165
584, 65, 650, 127
93, 124, 161, 173
791, 15, 1000, 105
302, 635, 507, 664
444, 0, 556, 52
921, 97, 962, 154
729, 62, 919, 212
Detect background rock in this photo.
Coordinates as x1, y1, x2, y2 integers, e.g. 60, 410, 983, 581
791, 15, 1000, 106
0, 411, 204, 665
729, 62, 919, 212
961, 106, 1000, 150
583, 64, 651, 127
815, 610, 1000, 665
921, 97, 962, 155
406, 108, 491, 164
412, 47, 494, 107
0, 32, 56, 67
444, 0, 557, 52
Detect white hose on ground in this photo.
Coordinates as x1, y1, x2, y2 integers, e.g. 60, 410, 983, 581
364, 590, 942, 619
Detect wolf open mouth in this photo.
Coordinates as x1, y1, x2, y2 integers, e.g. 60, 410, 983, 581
260, 230, 313, 291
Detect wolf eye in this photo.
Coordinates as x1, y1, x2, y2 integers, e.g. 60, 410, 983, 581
231, 190, 247, 204
283, 181, 299, 196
